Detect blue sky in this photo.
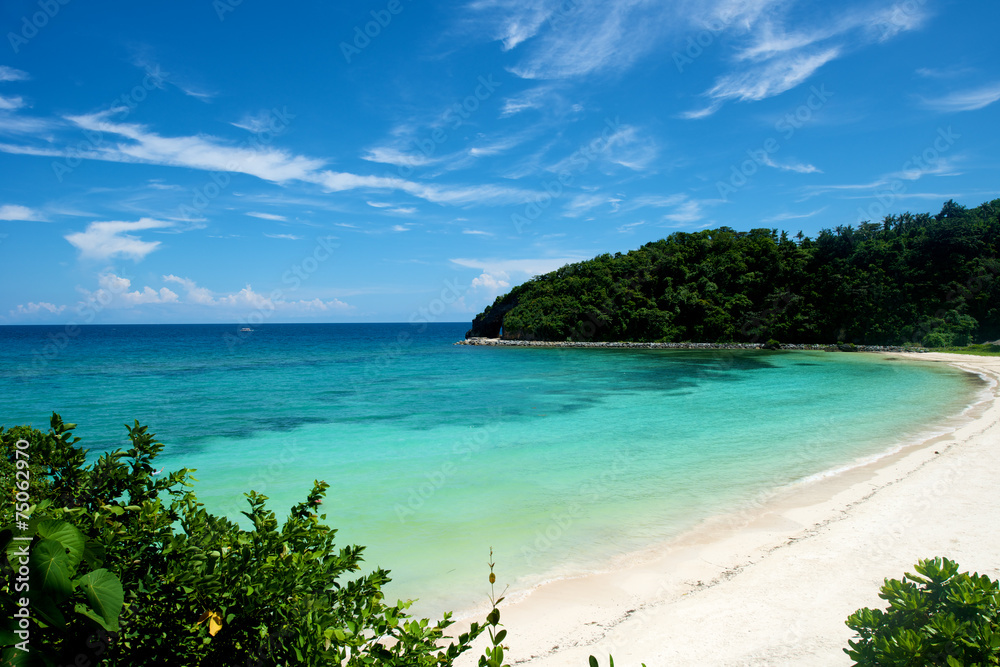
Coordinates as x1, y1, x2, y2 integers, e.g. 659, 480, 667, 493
1, 0, 998, 324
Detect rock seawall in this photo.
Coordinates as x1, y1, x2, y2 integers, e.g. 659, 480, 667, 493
456, 338, 929, 353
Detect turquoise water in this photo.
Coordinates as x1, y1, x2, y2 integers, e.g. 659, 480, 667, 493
0, 323, 983, 615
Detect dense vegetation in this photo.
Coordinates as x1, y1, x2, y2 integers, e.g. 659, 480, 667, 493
0, 416, 496, 666
468, 199, 1000, 346
845, 557, 1000, 666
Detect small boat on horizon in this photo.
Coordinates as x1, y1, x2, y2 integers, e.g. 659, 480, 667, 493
240, 327, 253, 332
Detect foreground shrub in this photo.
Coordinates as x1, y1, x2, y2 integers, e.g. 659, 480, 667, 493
1, 415, 486, 666
845, 557, 1000, 666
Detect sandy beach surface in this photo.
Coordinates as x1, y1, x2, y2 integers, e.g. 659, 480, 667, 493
456, 352, 1000, 666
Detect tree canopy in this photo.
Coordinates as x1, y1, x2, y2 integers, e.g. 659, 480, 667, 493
467, 199, 1000, 346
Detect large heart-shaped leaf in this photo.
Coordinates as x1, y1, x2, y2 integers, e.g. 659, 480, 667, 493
76, 569, 124, 631
29, 539, 75, 603
37, 521, 85, 569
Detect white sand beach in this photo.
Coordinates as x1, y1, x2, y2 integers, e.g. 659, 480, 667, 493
458, 352, 1000, 666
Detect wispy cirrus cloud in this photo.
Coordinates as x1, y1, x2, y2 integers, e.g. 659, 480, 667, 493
0, 66, 29, 82
920, 82, 1000, 113
761, 153, 821, 173
0, 107, 541, 208
65, 218, 174, 261
468, 0, 670, 80
762, 206, 827, 222
247, 211, 288, 221
682, 1, 928, 118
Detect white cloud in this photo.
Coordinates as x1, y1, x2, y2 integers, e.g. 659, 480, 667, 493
682, 1, 927, 117
470, 271, 510, 292
163, 274, 216, 304
0, 96, 25, 110
662, 199, 704, 224
0, 204, 46, 221
64, 111, 326, 182
477, 0, 669, 80
707, 47, 840, 104
462, 229, 495, 236
499, 86, 554, 116
11, 301, 65, 316
65, 218, 174, 261
160, 275, 353, 313
264, 233, 303, 240
0, 107, 542, 209
80, 273, 179, 308
616, 220, 646, 233
361, 146, 439, 168
762, 207, 826, 222
247, 211, 288, 221
0, 66, 28, 82
391, 225, 410, 232
564, 193, 613, 217
921, 82, 1000, 113
760, 153, 821, 173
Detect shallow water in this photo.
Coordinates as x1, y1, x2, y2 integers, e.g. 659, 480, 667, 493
0, 323, 980, 615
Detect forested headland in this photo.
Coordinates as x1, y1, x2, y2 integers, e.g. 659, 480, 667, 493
467, 199, 1000, 347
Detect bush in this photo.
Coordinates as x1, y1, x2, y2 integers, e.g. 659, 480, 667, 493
1, 415, 488, 666
845, 557, 1000, 666
922, 331, 953, 348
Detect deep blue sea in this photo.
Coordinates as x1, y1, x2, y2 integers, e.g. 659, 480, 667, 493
0, 323, 984, 615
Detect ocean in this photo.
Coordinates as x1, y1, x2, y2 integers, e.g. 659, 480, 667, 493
0, 322, 984, 616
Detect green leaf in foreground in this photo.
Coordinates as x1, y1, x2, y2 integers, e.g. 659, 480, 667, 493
75, 568, 124, 631
29, 539, 75, 601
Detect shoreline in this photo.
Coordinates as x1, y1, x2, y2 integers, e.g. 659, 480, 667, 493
457, 337, 929, 353
454, 352, 1000, 666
